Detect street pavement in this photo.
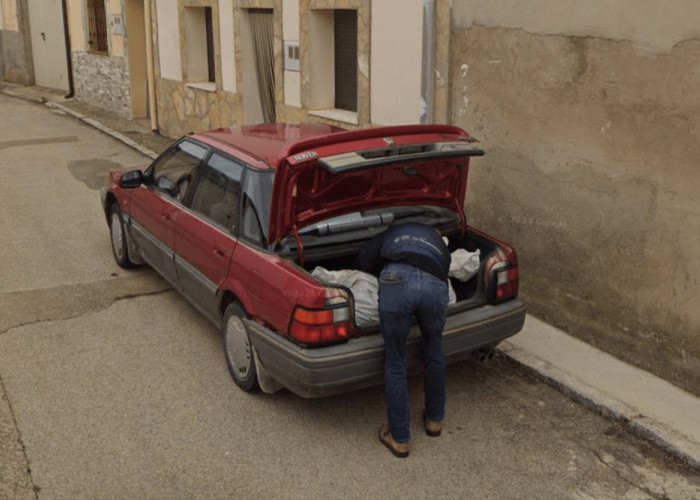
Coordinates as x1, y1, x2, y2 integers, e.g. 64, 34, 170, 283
1, 87, 699, 499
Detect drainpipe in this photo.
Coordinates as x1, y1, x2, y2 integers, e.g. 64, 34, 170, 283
144, 0, 158, 131
420, 0, 436, 124
61, 0, 75, 98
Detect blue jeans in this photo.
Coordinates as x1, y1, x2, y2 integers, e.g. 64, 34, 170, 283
379, 262, 449, 443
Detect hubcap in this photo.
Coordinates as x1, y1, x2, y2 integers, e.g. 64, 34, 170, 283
111, 212, 124, 260
226, 315, 251, 377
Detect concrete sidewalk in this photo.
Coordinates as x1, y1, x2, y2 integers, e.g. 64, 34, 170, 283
501, 316, 700, 469
3, 83, 699, 470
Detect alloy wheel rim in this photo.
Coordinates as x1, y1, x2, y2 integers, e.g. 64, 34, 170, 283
226, 315, 251, 377
111, 212, 124, 260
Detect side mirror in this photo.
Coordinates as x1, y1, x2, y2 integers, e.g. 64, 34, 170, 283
155, 176, 179, 198
120, 170, 144, 189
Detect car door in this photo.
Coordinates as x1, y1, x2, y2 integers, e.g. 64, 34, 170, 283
128, 140, 208, 287
174, 152, 243, 324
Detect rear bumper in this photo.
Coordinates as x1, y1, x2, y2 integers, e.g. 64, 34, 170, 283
246, 298, 526, 398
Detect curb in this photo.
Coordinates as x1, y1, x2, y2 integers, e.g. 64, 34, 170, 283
500, 318, 700, 471
1, 85, 158, 160
45, 101, 159, 160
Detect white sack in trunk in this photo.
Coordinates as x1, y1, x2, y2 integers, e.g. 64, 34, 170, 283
312, 266, 457, 327
449, 249, 480, 282
311, 267, 379, 326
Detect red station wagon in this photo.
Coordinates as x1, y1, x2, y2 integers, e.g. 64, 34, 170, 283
100, 124, 525, 397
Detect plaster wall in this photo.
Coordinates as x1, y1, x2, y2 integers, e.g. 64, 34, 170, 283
282, 0, 298, 39
107, 0, 124, 57
0, 0, 31, 85
65, 0, 84, 50
0, 26, 3, 79
155, 0, 182, 80
1, 0, 17, 31
0, 29, 30, 83
452, 2, 700, 395
183, 7, 209, 82
370, 0, 422, 125
219, 0, 236, 92
453, 0, 700, 55
282, 0, 299, 107
307, 8, 334, 109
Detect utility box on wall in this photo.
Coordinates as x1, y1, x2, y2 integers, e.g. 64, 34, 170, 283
284, 40, 300, 71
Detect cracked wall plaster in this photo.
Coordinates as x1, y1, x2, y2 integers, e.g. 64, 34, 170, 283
452, 23, 700, 397
452, 0, 700, 54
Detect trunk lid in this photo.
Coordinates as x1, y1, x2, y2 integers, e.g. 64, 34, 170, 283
267, 125, 484, 246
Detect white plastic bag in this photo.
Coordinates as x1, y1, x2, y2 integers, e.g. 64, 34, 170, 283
312, 266, 458, 326
311, 267, 379, 326
449, 249, 480, 282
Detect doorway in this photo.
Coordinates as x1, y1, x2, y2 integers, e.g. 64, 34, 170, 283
240, 8, 275, 124
125, 0, 148, 119
26, 0, 69, 91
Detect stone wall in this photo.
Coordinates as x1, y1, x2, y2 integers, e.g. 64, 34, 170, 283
72, 51, 132, 118
452, 18, 700, 396
155, 78, 241, 137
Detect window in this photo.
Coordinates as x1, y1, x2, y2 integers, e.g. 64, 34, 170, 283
249, 9, 276, 123
190, 154, 244, 233
308, 8, 359, 122
87, 0, 108, 54
334, 10, 357, 112
184, 6, 216, 86
149, 140, 208, 201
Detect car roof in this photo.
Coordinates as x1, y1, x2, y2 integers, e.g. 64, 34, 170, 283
191, 123, 346, 169
189, 123, 475, 171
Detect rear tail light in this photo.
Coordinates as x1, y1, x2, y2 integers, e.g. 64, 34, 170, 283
486, 246, 519, 304
289, 287, 353, 345
494, 265, 519, 302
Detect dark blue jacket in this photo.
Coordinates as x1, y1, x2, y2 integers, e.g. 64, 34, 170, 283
356, 223, 451, 281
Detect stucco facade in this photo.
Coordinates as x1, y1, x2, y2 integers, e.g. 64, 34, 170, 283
151, 0, 445, 136
452, 0, 700, 396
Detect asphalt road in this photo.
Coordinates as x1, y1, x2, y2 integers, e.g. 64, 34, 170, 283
1, 93, 699, 499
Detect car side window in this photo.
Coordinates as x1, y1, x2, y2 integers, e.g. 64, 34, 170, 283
189, 153, 243, 234
241, 195, 264, 246
240, 168, 273, 247
150, 140, 208, 201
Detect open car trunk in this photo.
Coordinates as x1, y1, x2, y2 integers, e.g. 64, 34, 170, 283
276, 207, 500, 330
268, 125, 519, 340
302, 229, 495, 298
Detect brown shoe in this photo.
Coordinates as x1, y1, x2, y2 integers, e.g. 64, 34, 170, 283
378, 425, 410, 458
423, 410, 442, 437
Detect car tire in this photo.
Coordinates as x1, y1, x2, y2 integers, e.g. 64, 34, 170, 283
109, 203, 133, 269
223, 303, 259, 392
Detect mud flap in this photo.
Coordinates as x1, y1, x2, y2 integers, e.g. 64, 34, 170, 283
254, 347, 284, 394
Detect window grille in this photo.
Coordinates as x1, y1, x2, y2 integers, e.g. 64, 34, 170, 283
87, 0, 108, 53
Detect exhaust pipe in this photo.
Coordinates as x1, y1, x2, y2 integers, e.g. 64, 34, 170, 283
472, 348, 496, 363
